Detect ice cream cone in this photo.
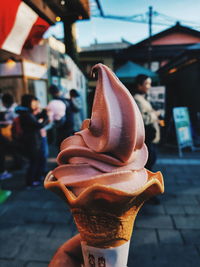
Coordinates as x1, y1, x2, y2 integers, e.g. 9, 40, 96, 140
44, 169, 164, 248
44, 63, 165, 266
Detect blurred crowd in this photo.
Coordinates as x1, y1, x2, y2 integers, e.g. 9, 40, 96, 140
0, 86, 83, 189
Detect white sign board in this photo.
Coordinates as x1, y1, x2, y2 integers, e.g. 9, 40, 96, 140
33, 80, 47, 108
173, 107, 194, 157
23, 61, 48, 79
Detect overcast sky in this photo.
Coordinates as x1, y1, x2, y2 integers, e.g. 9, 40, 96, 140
45, 0, 200, 47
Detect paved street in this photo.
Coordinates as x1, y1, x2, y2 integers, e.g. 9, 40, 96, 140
0, 146, 200, 267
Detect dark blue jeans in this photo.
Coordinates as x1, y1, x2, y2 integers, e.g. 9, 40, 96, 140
145, 142, 157, 171
25, 137, 49, 186
39, 136, 49, 176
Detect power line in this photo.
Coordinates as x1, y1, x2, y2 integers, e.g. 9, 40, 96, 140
93, 14, 146, 23
91, 4, 200, 29
92, 14, 176, 27
154, 11, 200, 26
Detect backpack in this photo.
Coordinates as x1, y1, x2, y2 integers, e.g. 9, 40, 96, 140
11, 116, 23, 141
70, 100, 79, 113
145, 123, 156, 143
0, 111, 12, 140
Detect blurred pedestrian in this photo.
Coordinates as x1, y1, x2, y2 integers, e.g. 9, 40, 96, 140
16, 94, 49, 188
48, 85, 73, 147
0, 93, 18, 179
33, 99, 50, 178
0, 134, 13, 180
133, 74, 160, 170
69, 89, 83, 133
0, 93, 17, 140
0, 93, 17, 119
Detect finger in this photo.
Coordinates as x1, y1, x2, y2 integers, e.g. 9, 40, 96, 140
60, 234, 82, 256
49, 249, 81, 267
49, 234, 83, 267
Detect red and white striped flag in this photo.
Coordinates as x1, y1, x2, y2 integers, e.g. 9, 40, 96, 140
0, 0, 50, 55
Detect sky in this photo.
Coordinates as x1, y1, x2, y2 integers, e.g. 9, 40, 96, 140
45, 0, 200, 48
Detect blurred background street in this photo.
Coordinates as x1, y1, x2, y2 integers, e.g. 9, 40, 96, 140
0, 145, 200, 267
1, 1, 200, 266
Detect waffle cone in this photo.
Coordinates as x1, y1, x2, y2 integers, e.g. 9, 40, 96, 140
72, 204, 139, 248
44, 170, 164, 248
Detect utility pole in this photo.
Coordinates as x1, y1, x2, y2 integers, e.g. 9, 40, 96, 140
63, 18, 79, 65
148, 6, 153, 70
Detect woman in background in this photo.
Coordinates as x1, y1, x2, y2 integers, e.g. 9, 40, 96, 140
133, 74, 160, 171
0, 93, 18, 179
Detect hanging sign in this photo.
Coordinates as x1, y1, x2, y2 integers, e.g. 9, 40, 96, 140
0, 0, 49, 55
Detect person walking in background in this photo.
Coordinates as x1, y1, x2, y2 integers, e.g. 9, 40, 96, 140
133, 74, 160, 171
33, 99, 50, 179
48, 85, 73, 147
0, 93, 18, 179
0, 93, 17, 121
16, 94, 49, 188
0, 93, 17, 142
0, 134, 13, 180
69, 89, 83, 133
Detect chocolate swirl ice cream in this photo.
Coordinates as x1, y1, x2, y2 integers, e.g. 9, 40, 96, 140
52, 63, 149, 196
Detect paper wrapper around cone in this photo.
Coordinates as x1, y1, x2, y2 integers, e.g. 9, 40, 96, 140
44, 169, 164, 248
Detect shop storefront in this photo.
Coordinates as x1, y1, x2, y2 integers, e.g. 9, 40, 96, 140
0, 59, 48, 106
23, 37, 88, 118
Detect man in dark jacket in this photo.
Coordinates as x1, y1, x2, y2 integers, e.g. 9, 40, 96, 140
16, 94, 49, 188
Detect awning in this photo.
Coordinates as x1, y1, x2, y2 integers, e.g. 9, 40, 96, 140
115, 61, 159, 83
0, 0, 50, 55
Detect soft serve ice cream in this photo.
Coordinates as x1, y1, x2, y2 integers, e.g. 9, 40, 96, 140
44, 63, 164, 267
51, 63, 149, 196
